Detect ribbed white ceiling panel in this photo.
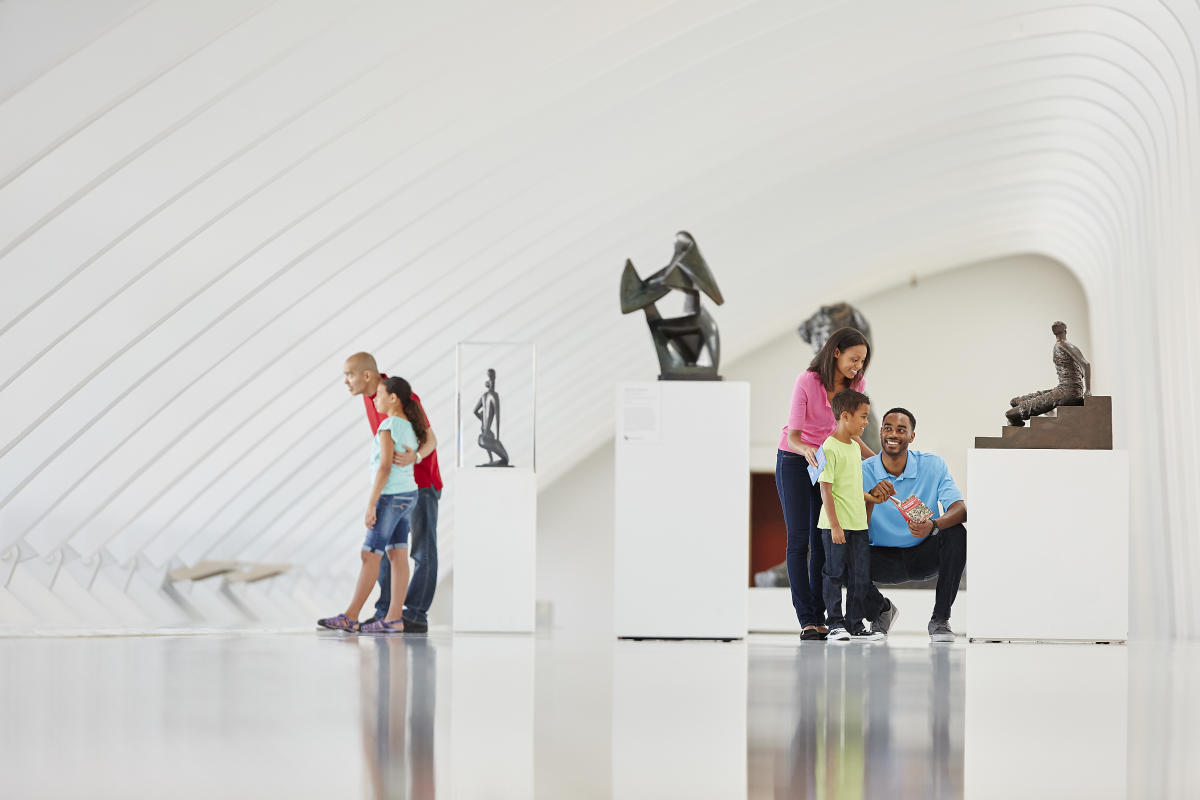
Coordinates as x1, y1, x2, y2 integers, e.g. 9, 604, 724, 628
1, 1, 1197, 635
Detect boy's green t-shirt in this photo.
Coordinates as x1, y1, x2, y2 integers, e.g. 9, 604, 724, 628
816, 435, 868, 530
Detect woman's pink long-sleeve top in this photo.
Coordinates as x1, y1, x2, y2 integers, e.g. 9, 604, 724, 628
777, 369, 867, 451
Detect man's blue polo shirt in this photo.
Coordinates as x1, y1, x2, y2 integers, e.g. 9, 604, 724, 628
862, 450, 964, 548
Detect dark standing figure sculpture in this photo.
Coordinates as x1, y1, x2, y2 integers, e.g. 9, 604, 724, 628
1005, 321, 1092, 426
473, 368, 511, 467
620, 231, 725, 380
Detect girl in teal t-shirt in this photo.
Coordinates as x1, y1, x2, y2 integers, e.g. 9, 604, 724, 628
319, 376, 428, 634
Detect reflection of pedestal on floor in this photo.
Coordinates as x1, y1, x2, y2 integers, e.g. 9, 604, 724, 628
453, 468, 536, 632
965, 645, 1128, 799
967, 449, 1128, 642
612, 642, 747, 798
614, 382, 749, 640
451, 637, 534, 797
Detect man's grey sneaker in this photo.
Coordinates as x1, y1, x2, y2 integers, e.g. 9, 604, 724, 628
850, 628, 885, 642
873, 599, 899, 635
827, 626, 851, 642
928, 618, 956, 643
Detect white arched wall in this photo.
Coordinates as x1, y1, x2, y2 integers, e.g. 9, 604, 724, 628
0, 1, 1196, 636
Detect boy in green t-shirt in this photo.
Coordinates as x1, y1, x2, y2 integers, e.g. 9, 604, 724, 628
817, 389, 884, 642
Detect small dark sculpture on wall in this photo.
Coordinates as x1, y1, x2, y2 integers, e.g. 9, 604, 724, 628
798, 302, 880, 454
620, 231, 724, 380
1005, 321, 1091, 426
473, 368, 511, 467
797, 302, 871, 355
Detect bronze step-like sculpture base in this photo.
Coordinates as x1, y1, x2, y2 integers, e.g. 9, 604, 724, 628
974, 396, 1112, 450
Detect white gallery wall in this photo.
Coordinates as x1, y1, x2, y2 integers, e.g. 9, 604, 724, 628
0, 1, 1197, 637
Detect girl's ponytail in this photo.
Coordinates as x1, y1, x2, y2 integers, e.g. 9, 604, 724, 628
383, 376, 429, 445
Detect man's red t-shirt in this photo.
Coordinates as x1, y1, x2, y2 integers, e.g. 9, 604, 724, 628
363, 374, 444, 491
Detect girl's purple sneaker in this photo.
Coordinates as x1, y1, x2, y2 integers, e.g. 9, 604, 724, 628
360, 618, 404, 634
317, 614, 358, 632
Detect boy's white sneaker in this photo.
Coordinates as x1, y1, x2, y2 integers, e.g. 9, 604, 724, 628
850, 629, 886, 642
827, 627, 851, 642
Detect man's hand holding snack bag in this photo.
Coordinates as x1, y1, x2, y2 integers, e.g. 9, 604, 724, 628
889, 494, 937, 538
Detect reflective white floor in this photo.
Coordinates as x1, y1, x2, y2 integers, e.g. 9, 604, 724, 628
1, 631, 1198, 799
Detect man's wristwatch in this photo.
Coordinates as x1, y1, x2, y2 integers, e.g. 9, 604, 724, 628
928, 517, 938, 533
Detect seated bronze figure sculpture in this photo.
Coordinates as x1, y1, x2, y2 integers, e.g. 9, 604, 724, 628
620, 231, 725, 380
1006, 321, 1092, 426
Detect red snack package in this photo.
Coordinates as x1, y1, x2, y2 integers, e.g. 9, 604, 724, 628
890, 494, 933, 523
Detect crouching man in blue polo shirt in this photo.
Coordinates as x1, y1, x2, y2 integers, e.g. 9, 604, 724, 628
861, 407, 967, 643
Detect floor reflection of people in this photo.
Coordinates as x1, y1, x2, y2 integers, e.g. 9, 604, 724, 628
863, 644, 896, 798
785, 646, 875, 797
361, 637, 437, 800
928, 647, 957, 800
781, 646, 962, 799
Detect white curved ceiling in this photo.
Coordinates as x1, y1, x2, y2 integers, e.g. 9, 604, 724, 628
1, 1, 1197, 635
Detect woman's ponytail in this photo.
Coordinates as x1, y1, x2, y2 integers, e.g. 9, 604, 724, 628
383, 376, 428, 445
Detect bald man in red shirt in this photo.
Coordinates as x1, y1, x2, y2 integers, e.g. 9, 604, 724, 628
343, 352, 443, 632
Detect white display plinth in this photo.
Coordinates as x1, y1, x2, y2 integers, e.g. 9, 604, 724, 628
967, 448, 1128, 641
614, 382, 749, 639
453, 468, 537, 632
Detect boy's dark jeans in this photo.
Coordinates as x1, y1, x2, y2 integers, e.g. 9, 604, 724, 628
821, 528, 871, 631
863, 523, 967, 623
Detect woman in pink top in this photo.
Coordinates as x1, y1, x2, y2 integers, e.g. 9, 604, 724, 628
775, 327, 874, 640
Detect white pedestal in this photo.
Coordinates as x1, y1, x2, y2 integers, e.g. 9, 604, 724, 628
453, 468, 537, 632
614, 382, 749, 639
967, 448, 1128, 641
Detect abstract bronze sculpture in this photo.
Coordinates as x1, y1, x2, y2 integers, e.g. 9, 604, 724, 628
473, 368, 511, 467
620, 231, 724, 380
1005, 321, 1091, 426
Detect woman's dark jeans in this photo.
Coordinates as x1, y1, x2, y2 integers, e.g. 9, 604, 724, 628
775, 449, 826, 627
